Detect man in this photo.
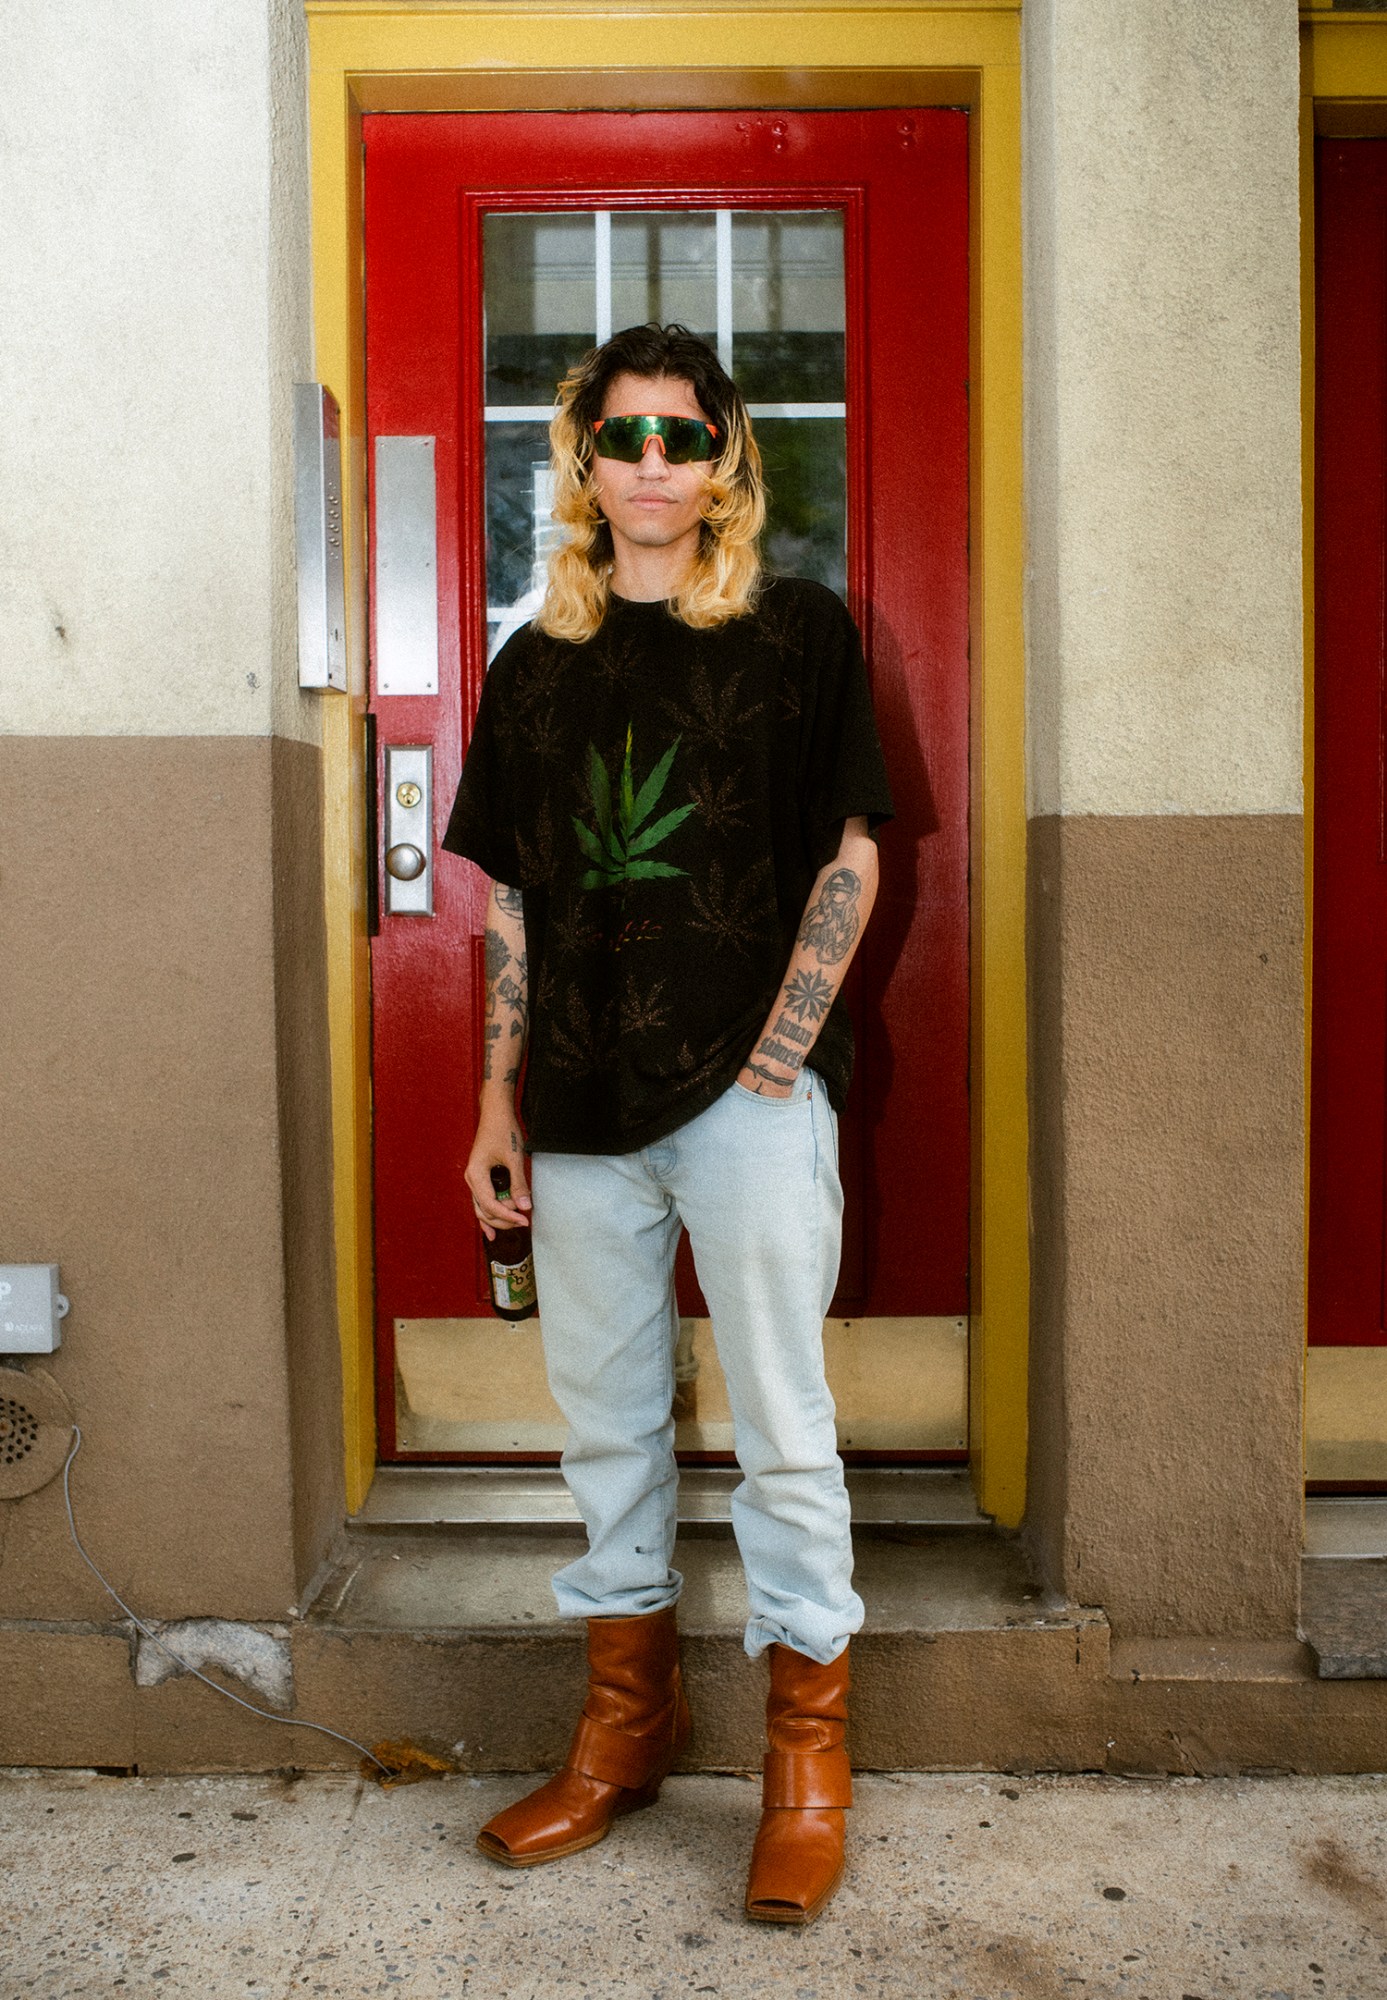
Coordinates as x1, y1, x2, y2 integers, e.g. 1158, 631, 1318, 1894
443, 322, 892, 1925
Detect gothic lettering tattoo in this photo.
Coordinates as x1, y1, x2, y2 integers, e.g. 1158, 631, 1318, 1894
797, 867, 862, 965
756, 1035, 805, 1074
769, 1013, 813, 1050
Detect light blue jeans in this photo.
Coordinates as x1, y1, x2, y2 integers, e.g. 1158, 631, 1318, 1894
529, 1067, 863, 1666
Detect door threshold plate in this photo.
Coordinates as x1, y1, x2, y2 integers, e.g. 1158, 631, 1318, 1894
356, 1464, 984, 1528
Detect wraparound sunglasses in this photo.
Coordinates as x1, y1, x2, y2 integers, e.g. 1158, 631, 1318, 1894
591, 413, 721, 464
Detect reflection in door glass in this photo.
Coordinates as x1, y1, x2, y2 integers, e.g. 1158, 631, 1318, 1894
756, 418, 847, 594
483, 208, 848, 656
484, 213, 597, 406
612, 211, 718, 341
731, 211, 845, 403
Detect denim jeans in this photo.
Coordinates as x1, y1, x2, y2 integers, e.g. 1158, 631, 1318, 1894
529, 1067, 863, 1665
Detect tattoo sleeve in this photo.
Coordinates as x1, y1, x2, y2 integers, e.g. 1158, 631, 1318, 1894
482, 881, 529, 1090
740, 828, 878, 1096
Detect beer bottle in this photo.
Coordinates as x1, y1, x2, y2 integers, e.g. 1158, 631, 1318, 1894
487, 1165, 538, 1321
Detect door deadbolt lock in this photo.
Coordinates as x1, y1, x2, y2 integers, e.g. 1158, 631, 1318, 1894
386, 843, 426, 881
382, 745, 432, 916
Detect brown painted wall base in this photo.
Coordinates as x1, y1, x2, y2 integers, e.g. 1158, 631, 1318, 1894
0, 737, 342, 1625
4, 1617, 1387, 1777
1027, 813, 1305, 1639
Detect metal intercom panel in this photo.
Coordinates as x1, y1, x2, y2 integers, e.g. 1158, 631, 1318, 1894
293, 383, 347, 690
0, 1266, 69, 1354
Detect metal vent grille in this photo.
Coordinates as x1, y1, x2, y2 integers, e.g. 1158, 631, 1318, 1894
0, 1395, 40, 1465
0, 1367, 73, 1499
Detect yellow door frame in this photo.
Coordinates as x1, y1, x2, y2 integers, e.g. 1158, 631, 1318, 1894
305, 0, 1029, 1525
1300, 6, 1387, 1484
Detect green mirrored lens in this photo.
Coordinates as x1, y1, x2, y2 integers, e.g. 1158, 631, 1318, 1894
593, 415, 716, 464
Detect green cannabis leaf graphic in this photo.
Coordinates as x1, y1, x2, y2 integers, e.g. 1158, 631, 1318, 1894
573, 726, 696, 891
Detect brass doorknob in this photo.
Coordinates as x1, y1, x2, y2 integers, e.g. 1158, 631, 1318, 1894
385, 843, 426, 881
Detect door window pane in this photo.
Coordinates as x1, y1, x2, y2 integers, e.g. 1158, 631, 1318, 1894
756, 417, 847, 598
732, 211, 845, 403
611, 210, 718, 342
484, 213, 597, 406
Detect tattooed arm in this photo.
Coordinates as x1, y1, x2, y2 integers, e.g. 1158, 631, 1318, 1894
736, 818, 879, 1098
464, 879, 532, 1239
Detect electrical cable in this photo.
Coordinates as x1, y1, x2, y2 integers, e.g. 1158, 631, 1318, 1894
60, 1426, 391, 1776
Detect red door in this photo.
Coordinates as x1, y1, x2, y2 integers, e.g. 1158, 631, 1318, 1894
1311, 138, 1387, 1347
364, 111, 970, 1457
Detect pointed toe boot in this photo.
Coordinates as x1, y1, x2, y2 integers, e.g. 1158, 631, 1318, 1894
744, 1641, 852, 1925
476, 1606, 690, 1868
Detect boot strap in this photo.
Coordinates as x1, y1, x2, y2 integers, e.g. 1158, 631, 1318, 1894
567, 1710, 672, 1790
762, 1747, 853, 1810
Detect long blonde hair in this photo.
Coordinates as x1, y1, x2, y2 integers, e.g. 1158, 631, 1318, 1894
537, 323, 766, 643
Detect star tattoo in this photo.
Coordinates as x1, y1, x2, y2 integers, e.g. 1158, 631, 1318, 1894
782, 967, 835, 1023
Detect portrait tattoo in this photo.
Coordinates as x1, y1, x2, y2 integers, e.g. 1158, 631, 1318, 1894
797, 868, 862, 965
495, 883, 524, 917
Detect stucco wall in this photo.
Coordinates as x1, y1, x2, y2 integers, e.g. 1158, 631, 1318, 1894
1024, 0, 1303, 818
0, 0, 317, 743
0, 3, 341, 1642
1023, 0, 1306, 1638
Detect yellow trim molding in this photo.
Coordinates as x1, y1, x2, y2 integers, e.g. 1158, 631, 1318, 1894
306, 1, 1029, 1526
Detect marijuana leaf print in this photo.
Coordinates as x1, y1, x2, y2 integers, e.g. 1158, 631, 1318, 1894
688, 768, 752, 837
546, 984, 612, 1076
685, 857, 776, 957
572, 726, 696, 891
660, 660, 766, 752
514, 797, 557, 884
619, 977, 673, 1039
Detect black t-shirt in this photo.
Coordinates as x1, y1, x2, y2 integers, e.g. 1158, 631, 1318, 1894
442, 575, 894, 1154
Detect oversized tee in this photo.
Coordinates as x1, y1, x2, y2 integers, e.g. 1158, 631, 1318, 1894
442, 575, 893, 1154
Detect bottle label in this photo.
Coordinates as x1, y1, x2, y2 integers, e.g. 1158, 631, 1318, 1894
490, 1254, 537, 1313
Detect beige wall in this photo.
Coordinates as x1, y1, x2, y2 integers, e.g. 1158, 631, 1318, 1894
0, 2, 341, 1643
0, 0, 318, 744
1023, 0, 1307, 1638
1024, 0, 1303, 817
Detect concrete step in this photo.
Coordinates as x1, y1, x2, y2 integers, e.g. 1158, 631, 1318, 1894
293, 1526, 1111, 1773
16, 1531, 1387, 1775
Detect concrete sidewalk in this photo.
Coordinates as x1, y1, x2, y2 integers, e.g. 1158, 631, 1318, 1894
2, 1769, 1385, 1999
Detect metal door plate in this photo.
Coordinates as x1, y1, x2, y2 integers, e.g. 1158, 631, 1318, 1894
383, 744, 433, 915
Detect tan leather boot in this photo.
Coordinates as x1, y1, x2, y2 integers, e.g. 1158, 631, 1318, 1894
744, 1641, 852, 1924
476, 1607, 690, 1867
